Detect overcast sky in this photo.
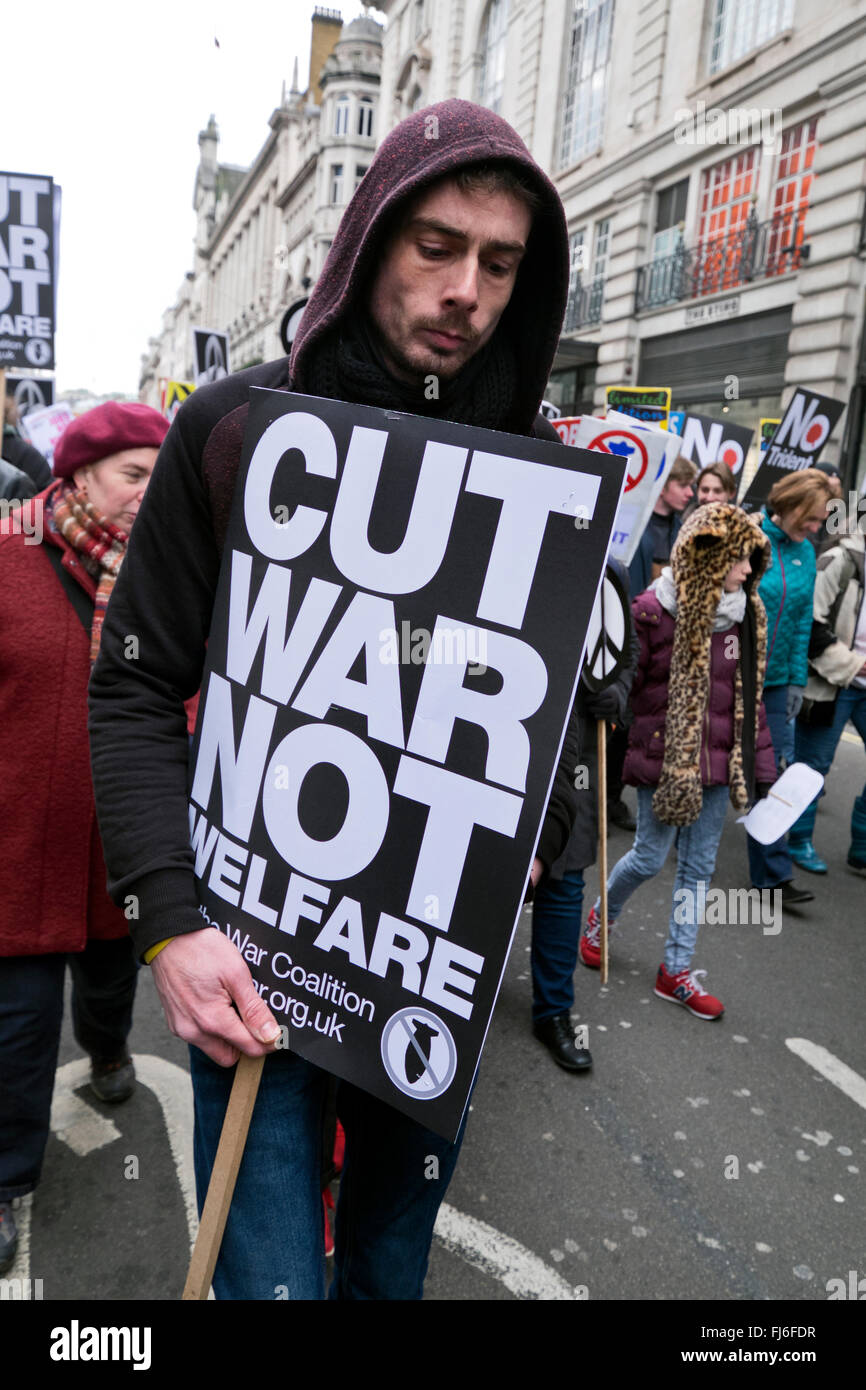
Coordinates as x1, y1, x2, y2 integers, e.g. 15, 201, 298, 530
5, 0, 383, 397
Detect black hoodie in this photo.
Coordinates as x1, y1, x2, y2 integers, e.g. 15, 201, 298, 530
89, 99, 578, 957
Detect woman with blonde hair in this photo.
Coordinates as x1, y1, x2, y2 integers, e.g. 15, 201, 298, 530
746, 467, 835, 905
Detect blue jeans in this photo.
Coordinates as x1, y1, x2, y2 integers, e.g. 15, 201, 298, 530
189, 1045, 467, 1299
790, 687, 866, 842
593, 785, 730, 973
531, 870, 585, 1023
747, 684, 794, 888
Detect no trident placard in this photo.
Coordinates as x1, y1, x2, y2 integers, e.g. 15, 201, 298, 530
188, 389, 625, 1139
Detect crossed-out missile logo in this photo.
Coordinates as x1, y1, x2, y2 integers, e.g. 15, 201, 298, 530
587, 429, 648, 492
381, 1007, 458, 1100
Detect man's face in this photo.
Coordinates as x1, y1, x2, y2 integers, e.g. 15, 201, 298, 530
367, 179, 532, 383
662, 476, 695, 513
73, 447, 159, 531
697, 474, 730, 505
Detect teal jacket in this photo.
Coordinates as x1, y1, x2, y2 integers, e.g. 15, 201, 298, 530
758, 510, 817, 689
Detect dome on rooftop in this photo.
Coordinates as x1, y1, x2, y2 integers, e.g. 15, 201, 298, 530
339, 14, 382, 43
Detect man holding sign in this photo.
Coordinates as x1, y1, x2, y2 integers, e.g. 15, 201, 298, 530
89, 102, 606, 1300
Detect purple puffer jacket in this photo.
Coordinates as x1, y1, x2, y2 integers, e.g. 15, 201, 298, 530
623, 591, 777, 789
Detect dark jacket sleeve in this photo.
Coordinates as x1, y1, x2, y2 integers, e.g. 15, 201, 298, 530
88, 395, 222, 958
755, 700, 778, 787
535, 697, 580, 868
529, 409, 584, 867
0, 457, 37, 501
2, 431, 52, 490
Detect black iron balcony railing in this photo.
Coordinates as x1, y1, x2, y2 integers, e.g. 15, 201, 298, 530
635, 208, 808, 312
563, 274, 605, 332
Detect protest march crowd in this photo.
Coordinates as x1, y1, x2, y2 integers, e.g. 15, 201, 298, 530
1, 99, 865, 1301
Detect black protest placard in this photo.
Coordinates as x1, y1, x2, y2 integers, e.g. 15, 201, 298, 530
0, 172, 57, 370
188, 389, 625, 1139
192, 328, 231, 386
740, 388, 845, 512
5, 375, 54, 415
676, 412, 754, 477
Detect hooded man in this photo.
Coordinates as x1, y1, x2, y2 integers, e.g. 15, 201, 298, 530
89, 99, 579, 1300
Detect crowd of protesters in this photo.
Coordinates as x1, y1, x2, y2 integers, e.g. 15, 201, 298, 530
1, 98, 864, 1301
531, 459, 865, 1074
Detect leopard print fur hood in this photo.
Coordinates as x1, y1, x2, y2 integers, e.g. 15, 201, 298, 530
651, 503, 771, 827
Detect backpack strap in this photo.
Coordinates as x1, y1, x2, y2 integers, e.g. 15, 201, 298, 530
42, 541, 95, 636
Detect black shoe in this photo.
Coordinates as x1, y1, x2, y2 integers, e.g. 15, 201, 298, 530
0, 1202, 18, 1275
608, 799, 636, 832
533, 1014, 592, 1071
90, 1055, 136, 1104
780, 881, 815, 908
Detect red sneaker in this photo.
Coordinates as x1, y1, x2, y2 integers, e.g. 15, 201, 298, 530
578, 906, 603, 969
654, 964, 724, 1019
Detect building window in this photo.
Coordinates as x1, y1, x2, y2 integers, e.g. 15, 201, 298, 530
592, 217, 611, 281
559, 0, 615, 168
766, 117, 818, 274
355, 164, 369, 192
334, 96, 349, 136
476, 0, 509, 114
330, 164, 344, 205
413, 0, 425, 38
694, 148, 760, 292
652, 178, 689, 260
564, 227, 586, 331
709, 0, 794, 75
358, 96, 374, 138
408, 84, 424, 113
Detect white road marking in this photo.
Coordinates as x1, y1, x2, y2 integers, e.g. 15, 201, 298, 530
4, 1055, 199, 1299
8, 1055, 577, 1301
50, 1082, 120, 1156
433, 1202, 587, 1299
786, 1039, 866, 1112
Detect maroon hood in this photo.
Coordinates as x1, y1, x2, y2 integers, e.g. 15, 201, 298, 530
290, 98, 569, 435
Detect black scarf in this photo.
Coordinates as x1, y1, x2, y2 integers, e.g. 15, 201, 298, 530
301, 313, 520, 432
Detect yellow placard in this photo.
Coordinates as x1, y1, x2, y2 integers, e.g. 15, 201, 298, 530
162, 379, 195, 420
605, 385, 671, 429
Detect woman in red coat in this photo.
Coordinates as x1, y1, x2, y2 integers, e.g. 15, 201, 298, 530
0, 401, 168, 1273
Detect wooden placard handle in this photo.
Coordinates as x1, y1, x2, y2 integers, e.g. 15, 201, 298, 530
597, 721, 609, 985
182, 1052, 265, 1301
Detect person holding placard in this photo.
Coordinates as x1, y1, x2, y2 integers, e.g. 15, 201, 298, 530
531, 569, 637, 1069
579, 504, 778, 1018
88, 100, 582, 1300
746, 470, 835, 906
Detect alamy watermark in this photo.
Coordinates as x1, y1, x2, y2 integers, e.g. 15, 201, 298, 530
379, 621, 488, 674
673, 101, 781, 148
673, 883, 781, 936
825, 491, 866, 535
0, 497, 42, 544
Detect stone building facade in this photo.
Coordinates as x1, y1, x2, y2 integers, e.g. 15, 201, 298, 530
139, 8, 382, 407
378, 0, 866, 481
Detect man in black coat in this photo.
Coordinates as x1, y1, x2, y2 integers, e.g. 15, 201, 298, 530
89, 100, 582, 1300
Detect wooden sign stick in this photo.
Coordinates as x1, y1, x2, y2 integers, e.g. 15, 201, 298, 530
597, 720, 609, 985
182, 1052, 265, 1301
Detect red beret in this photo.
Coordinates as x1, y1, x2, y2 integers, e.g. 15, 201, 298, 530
53, 401, 169, 479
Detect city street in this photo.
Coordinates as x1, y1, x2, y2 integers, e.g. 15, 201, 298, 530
11, 727, 865, 1307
